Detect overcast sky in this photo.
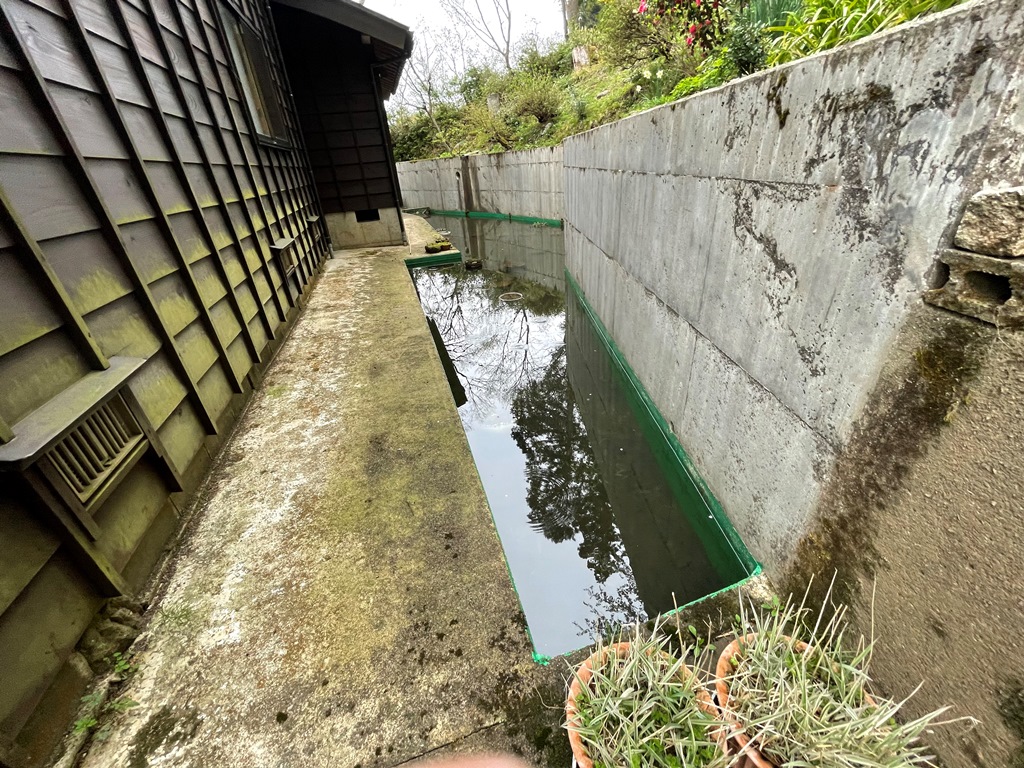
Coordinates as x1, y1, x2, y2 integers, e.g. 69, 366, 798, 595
363, 0, 566, 66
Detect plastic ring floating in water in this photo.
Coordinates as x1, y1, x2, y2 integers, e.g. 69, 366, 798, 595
499, 292, 524, 302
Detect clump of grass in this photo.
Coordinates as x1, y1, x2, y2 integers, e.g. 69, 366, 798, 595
768, 0, 966, 64
721, 582, 975, 767
568, 624, 730, 768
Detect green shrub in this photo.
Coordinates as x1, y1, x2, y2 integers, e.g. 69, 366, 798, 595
507, 76, 564, 124
594, 0, 674, 66
745, 0, 804, 31
725, 12, 768, 74
518, 40, 575, 78
390, 104, 465, 161
390, 111, 437, 162
461, 102, 515, 152
723, 0, 803, 75
669, 49, 737, 100
457, 65, 503, 104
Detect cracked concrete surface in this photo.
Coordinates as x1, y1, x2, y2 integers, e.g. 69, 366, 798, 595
78, 216, 572, 768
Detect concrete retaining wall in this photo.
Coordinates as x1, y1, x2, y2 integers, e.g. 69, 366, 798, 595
563, 0, 1024, 572
397, 146, 564, 221
564, 7, 1024, 759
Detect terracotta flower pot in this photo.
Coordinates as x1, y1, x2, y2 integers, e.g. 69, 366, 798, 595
565, 641, 723, 768
715, 634, 876, 768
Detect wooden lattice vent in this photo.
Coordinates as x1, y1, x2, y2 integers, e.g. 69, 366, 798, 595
0, 357, 181, 596
40, 395, 145, 510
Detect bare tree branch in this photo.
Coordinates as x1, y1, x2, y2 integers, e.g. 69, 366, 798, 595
438, 0, 513, 70
399, 37, 456, 152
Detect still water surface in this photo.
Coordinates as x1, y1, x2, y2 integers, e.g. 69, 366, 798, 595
412, 215, 752, 657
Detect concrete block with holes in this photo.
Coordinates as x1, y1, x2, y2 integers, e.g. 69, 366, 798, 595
924, 248, 1024, 328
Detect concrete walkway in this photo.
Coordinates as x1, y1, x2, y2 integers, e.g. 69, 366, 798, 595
79, 216, 572, 767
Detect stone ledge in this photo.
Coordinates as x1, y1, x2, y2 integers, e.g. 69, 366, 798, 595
954, 186, 1024, 258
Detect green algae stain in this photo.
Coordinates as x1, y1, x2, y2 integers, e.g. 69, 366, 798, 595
155, 293, 201, 337
0, 319, 60, 357
70, 271, 132, 314
782, 316, 990, 613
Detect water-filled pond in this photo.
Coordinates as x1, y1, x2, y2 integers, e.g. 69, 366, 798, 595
411, 215, 756, 658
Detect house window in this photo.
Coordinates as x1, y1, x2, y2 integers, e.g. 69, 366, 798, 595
220, 5, 289, 144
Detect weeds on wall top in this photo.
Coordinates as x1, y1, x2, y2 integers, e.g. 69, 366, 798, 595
391, 0, 968, 162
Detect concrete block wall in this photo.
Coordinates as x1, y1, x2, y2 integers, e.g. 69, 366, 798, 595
397, 146, 564, 221
397, 157, 463, 212
562, 0, 1024, 571
443, 216, 567, 291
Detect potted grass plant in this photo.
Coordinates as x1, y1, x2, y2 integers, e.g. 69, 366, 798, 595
715, 587, 970, 768
565, 625, 730, 768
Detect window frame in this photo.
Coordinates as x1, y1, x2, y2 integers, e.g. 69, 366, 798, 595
218, 2, 291, 148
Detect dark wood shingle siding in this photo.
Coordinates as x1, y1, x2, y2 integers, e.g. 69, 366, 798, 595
274, 5, 401, 215
0, 0, 329, 759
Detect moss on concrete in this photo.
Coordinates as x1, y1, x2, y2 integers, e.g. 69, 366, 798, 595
783, 306, 1024, 767
78, 215, 568, 767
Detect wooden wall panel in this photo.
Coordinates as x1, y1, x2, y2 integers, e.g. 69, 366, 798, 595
43, 232, 133, 313
151, 272, 201, 336
195, 356, 234, 424
85, 294, 162, 358
0, 155, 100, 240
148, 162, 192, 212
88, 158, 152, 223
49, 87, 126, 159
176, 318, 220, 381
0, 70, 61, 156
0, 493, 60, 617
207, 296, 243, 353
0, 251, 63, 357
118, 219, 180, 283
0, 554, 103, 740
0, 333, 91, 424
224, 330, 250, 382
128, 352, 187, 427
121, 102, 169, 161
90, 459, 168, 569
0, 0, 332, 755
155, 399, 206, 473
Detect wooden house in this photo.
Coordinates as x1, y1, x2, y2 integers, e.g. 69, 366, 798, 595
0, 0, 410, 763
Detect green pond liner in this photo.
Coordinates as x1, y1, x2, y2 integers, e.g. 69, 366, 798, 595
409, 248, 760, 663
529, 277, 762, 665
403, 250, 462, 268
415, 207, 564, 229
566, 271, 761, 579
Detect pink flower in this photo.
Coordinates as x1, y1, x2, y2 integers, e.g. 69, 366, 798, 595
638, 0, 647, 11
685, 34, 694, 45
689, 23, 697, 33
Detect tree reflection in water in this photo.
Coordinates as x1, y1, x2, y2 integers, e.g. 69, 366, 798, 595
414, 266, 556, 425
413, 263, 645, 646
